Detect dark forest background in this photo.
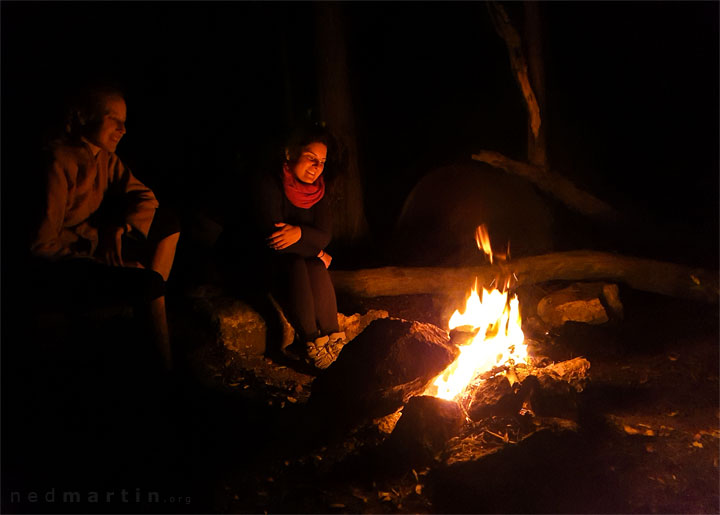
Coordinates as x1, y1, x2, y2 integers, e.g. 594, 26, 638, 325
2, 1, 718, 269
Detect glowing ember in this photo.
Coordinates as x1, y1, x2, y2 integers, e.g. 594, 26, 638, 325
426, 225, 529, 401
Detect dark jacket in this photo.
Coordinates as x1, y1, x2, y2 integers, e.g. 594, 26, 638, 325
252, 172, 331, 259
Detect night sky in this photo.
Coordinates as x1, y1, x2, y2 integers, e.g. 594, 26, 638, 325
2, 1, 718, 265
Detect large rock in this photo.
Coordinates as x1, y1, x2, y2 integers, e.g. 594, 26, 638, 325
310, 318, 459, 425
537, 282, 623, 328
392, 162, 554, 266
191, 292, 267, 359
384, 395, 465, 465
189, 285, 390, 362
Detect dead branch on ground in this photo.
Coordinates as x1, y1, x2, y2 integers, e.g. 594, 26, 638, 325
471, 150, 620, 223
331, 251, 718, 303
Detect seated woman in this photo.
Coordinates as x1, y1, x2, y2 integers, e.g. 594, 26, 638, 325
29, 83, 180, 370
249, 124, 345, 369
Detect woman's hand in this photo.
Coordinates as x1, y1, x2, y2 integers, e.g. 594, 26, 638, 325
97, 225, 127, 267
268, 223, 302, 250
318, 250, 332, 269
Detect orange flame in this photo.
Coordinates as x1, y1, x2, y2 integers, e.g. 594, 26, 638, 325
426, 225, 527, 402
475, 225, 493, 264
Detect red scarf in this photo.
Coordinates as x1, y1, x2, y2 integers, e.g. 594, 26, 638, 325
282, 162, 325, 209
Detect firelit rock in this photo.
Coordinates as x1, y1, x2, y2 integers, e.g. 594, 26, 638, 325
192, 296, 267, 358
338, 309, 390, 342
537, 282, 622, 328
309, 318, 459, 424
385, 395, 465, 465
191, 285, 391, 362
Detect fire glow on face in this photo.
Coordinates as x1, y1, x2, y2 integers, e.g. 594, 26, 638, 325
425, 225, 529, 401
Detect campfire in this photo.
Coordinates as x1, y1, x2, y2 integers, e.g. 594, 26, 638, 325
424, 224, 530, 402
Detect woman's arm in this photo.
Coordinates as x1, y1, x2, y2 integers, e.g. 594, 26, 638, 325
257, 175, 331, 258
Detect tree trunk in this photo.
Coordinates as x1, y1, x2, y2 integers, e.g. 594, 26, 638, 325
523, 1, 547, 168
487, 1, 542, 145
314, 2, 369, 245
330, 251, 719, 303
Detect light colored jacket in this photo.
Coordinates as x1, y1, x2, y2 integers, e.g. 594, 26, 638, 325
31, 139, 159, 260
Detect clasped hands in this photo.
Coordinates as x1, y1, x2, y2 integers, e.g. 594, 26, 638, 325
268, 222, 332, 269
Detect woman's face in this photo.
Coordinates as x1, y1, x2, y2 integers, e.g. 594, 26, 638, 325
288, 142, 327, 184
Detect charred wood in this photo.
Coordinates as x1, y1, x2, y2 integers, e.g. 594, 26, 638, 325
465, 375, 523, 421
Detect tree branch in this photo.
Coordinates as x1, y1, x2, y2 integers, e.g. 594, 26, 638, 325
471, 150, 620, 223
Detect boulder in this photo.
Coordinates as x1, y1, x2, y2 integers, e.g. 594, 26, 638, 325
385, 395, 465, 465
338, 310, 390, 342
192, 294, 267, 359
392, 162, 554, 266
189, 285, 390, 362
537, 282, 623, 328
309, 318, 459, 425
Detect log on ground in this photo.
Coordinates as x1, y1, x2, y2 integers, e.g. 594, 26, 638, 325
330, 251, 718, 303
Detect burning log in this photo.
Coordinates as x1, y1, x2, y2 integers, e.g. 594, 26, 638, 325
331, 251, 718, 303
464, 374, 523, 421
458, 357, 590, 423
309, 318, 459, 426
471, 150, 620, 223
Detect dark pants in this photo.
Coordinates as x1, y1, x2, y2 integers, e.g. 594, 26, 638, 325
271, 253, 339, 342
28, 206, 180, 309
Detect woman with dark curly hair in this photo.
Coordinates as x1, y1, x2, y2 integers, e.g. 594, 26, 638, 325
251, 124, 346, 369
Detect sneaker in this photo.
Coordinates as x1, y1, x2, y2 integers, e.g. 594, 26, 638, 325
326, 331, 347, 358
306, 336, 333, 370
328, 331, 346, 343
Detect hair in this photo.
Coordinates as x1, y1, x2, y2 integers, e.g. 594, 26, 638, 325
63, 81, 126, 139
283, 122, 344, 184
284, 123, 331, 162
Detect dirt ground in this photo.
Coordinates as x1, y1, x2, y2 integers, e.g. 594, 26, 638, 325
3, 284, 718, 514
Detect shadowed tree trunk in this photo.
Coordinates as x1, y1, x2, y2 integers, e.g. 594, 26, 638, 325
478, 2, 621, 224
487, 1, 542, 158
314, 2, 369, 246
523, 1, 547, 168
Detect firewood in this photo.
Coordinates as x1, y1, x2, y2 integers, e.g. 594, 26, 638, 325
331, 251, 718, 303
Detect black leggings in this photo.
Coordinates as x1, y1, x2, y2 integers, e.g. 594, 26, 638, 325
270, 253, 339, 342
